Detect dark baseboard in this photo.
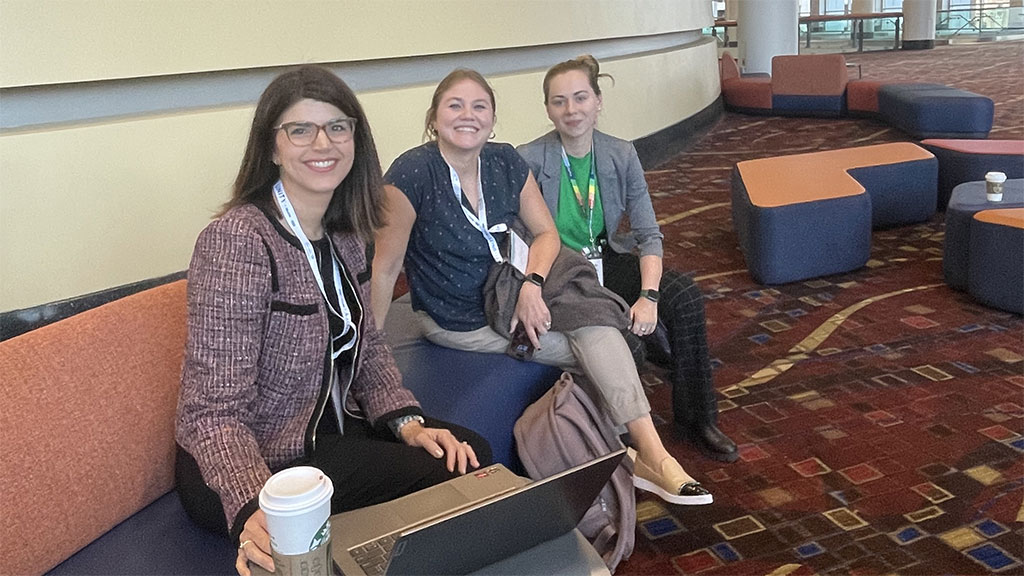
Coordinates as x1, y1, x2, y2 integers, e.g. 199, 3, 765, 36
902, 39, 935, 50
1, 271, 186, 342
633, 96, 724, 169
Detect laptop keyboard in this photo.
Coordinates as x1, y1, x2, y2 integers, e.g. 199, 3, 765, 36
350, 533, 398, 575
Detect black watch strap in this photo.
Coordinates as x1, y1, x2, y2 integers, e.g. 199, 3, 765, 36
525, 273, 545, 287
639, 289, 660, 303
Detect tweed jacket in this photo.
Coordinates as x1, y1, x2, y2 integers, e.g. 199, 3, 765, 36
176, 204, 419, 529
517, 129, 664, 258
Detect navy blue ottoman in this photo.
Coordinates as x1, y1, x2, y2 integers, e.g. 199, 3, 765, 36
969, 209, 1024, 314
943, 179, 1024, 291
920, 139, 1024, 211
878, 84, 994, 140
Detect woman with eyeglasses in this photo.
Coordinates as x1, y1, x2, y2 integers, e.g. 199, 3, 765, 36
175, 66, 490, 576
517, 55, 738, 465
372, 68, 711, 507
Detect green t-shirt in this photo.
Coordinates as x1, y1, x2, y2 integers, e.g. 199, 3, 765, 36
555, 152, 605, 252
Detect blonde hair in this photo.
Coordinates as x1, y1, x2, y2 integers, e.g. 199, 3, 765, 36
542, 54, 614, 103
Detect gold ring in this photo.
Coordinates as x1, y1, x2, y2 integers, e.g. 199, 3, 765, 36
239, 539, 252, 551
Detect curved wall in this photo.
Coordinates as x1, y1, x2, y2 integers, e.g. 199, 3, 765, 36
0, 0, 718, 311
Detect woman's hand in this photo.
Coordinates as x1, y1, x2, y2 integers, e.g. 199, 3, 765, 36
630, 297, 658, 337
400, 421, 480, 474
236, 509, 274, 576
510, 283, 551, 349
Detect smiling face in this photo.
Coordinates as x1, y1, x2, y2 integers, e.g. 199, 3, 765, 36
544, 69, 602, 145
431, 78, 496, 155
272, 98, 355, 200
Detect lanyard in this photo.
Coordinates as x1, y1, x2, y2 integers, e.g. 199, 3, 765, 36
272, 181, 355, 358
560, 143, 598, 249
448, 158, 504, 263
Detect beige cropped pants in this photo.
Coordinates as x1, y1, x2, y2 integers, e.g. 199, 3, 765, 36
417, 312, 650, 426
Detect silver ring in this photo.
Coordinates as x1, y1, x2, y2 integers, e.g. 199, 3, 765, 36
543, 321, 551, 328
239, 539, 252, 551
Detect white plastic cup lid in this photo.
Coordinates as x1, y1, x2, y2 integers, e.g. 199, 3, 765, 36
259, 466, 334, 516
985, 172, 1007, 183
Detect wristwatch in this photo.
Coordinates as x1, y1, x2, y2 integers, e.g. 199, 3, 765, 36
639, 289, 660, 303
389, 414, 425, 438
525, 272, 545, 287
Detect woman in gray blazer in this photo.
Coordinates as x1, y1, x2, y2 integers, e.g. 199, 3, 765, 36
517, 55, 738, 464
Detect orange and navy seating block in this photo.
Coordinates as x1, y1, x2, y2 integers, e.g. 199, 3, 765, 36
718, 54, 994, 140
719, 53, 772, 114
920, 139, 1024, 210
969, 208, 1024, 314
732, 143, 937, 284
771, 54, 848, 117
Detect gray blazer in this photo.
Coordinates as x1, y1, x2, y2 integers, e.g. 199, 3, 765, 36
517, 129, 663, 257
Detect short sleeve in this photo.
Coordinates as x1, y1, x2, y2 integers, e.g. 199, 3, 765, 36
500, 143, 530, 197
384, 147, 430, 213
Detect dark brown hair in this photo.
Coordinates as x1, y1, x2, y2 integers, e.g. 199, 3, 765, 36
423, 68, 496, 141
224, 65, 384, 242
542, 54, 614, 104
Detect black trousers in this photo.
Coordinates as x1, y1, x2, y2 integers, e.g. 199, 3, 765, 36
176, 416, 492, 541
603, 250, 719, 427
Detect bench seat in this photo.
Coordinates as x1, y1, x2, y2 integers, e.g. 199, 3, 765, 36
878, 84, 994, 139
920, 139, 1024, 210
383, 294, 562, 473
969, 209, 1024, 314
732, 143, 936, 284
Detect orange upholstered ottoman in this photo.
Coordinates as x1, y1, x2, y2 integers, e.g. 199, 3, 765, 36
969, 208, 1024, 314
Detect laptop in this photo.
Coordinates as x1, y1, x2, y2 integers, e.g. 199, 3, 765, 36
331, 449, 625, 576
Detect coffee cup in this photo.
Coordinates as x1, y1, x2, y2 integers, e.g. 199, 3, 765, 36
259, 466, 334, 576
985, 171, 1006, 202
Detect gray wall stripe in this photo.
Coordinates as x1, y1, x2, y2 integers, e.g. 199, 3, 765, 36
1, 31, 707, 132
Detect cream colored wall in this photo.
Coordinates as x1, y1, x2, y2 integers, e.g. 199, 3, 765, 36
0, 0, 719, 312
1, 0, 712, 87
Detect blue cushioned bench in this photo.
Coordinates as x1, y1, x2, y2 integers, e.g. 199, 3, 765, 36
383, 294, 562, 473
3, 279, 559, 575
878, 84, 994, 140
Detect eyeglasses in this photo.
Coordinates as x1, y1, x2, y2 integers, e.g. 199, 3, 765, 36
273, 117, 357, 146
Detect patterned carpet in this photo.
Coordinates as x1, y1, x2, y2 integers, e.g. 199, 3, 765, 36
619, 41, 1024, 576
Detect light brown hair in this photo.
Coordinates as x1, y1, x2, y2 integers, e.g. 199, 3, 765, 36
542, 54, 614, 104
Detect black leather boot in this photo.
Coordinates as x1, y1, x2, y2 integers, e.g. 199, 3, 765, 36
683, 420, 738, 463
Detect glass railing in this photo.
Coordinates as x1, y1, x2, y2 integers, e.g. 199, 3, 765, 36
704, 6, 1024, 54
937, 7, 1024, 41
